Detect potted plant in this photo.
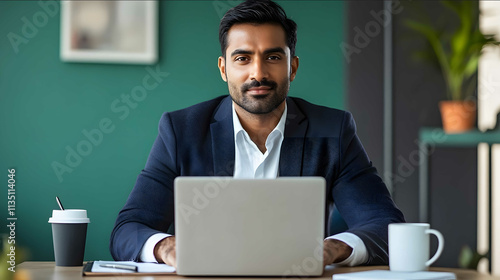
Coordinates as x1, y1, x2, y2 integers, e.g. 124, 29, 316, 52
405, 0, 500, 133
458, 245, 489, 270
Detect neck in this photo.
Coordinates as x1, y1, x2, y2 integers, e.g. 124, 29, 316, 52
234, 101, 285, 153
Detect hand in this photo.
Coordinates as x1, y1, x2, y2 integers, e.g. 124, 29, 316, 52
323, 239, 353, 266
154, 236, 177, 268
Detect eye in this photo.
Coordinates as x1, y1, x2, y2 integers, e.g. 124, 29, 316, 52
235, 56, 249, 62
267, 55, 281, 60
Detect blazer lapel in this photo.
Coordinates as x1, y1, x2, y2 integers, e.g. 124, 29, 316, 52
279, 97, 307, 176
210, 96, 235, 176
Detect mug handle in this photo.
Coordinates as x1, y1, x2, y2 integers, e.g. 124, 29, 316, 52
425, 229, 444, 266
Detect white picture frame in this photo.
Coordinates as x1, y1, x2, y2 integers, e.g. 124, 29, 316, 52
60, 0, 158, 64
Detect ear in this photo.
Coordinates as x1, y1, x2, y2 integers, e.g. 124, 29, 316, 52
290, 56, 299, 82
218, 56, 227, 82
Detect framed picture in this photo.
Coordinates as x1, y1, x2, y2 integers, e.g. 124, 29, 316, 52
60, 1, 158, 64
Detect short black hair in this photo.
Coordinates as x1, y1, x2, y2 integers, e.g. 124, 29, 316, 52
219, 0, 297, 58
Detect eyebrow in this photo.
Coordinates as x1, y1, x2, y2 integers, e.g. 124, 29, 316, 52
230, 47, 286, 57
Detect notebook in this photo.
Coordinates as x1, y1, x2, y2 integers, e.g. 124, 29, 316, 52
82, 261, 175, 276
332, 270, 456, 280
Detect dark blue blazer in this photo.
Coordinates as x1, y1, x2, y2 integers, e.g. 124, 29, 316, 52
110, 95, 405, 265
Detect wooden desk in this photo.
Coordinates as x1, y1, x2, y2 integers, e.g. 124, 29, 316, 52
17, 262, 500, 280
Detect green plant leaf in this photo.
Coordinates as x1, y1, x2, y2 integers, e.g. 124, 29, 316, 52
458, 245, 473, 268
463, 54, 479, 78
405, 18, 453, 98
449, 3, 471, 58
405, 0, 500, 100
458, 245, 489, 270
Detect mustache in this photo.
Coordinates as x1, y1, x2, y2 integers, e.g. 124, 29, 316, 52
241, 79, 277, 92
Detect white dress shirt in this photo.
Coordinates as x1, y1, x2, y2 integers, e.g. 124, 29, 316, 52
140, 101, 368, 266
232, 102, 286, 178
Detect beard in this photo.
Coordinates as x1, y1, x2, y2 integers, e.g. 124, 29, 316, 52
228, 77, 290, 115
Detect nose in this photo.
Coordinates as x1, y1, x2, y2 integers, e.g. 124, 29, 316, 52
249, 57, 269, 81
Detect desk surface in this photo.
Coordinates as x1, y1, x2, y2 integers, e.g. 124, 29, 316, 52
17, 262, 500, 280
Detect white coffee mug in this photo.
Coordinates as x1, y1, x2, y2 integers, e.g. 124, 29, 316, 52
389, 223, 444, 272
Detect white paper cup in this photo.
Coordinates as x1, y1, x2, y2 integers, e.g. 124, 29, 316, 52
48, 210, 90, 266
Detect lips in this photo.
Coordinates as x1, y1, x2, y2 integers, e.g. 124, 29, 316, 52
246, 86, 271, 96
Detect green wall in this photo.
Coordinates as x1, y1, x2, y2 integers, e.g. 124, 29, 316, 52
0, 1, 344, 261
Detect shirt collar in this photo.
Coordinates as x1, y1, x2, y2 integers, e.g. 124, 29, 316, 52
232, 101, 287, 140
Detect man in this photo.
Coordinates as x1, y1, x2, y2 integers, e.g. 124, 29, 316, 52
110, 0, 405, 268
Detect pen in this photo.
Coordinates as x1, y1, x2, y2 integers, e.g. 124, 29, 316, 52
99, 263, 138, 272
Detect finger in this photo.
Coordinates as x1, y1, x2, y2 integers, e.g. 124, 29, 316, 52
323, 246, 333, 266
167, 248, 177, 268
172, 252, 177, 268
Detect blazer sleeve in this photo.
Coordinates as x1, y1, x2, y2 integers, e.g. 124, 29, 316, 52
332, 111, 405, 265
110, 112, 178, 261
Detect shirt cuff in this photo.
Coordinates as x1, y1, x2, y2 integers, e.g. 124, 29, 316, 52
139, 233, 172, 263
325, 232, 368, 266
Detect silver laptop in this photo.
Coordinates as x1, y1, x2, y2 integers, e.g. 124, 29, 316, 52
174, 177, 326, 276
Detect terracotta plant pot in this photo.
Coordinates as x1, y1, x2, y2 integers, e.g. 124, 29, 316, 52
439, 100, 477, 133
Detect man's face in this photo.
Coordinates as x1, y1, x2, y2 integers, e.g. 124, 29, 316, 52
218, 23, 299, 115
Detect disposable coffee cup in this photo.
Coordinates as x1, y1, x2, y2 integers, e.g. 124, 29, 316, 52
48, 209, 90, 266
